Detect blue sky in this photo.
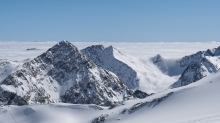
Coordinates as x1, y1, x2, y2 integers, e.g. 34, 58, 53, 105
0, 0, 220, 42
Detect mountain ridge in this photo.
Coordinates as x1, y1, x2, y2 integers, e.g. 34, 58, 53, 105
0, 41, 133, 106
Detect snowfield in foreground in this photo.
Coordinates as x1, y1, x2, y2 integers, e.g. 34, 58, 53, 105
1, 41, 220, 123
1, 71, 220, 123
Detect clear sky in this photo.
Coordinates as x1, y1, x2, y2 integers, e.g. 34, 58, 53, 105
0, 0, 220, 42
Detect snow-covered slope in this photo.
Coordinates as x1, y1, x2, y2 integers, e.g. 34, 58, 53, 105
1, 41, 220, 123
0, 103, 107, 123
0, 59, 20, 84
82, 45, 176, 94
104, 71, 220, 123
0, 41, 132, 106
151, 46, 220, 88
81, 45, 139, 90
1, 70, 220, 123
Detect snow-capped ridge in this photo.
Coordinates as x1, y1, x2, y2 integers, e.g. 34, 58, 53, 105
179, 46, 220, 67
0, 59, 20, 84
0, 41, 133, 106
81, 45, 139, 90
172, 46, 220, 88
151, 46, 220, 89
82, 45, 177, 94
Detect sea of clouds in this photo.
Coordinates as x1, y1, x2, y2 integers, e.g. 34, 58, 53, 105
1, 41, 220, 61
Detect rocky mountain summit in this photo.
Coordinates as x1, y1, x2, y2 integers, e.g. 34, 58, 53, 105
0, 41, 133, 106
2, 40, 219, 107
81, 45, 139, 90
172, 47, 220, 88
152, 46, 220, 88
82, 45, 177, 94
179, 46, 220, 67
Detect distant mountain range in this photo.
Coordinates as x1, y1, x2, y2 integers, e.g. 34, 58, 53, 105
152, 46, 220, 88
1, 40, 220, 107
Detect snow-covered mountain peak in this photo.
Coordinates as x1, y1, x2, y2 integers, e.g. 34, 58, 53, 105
0, 41, 133, 106
179, 46, 220, 68
91, 44, 105, 50
82, 45, 177, 94
57, 40, 73, 47
82, 45, 117, 56
81, 45, 139, 90
172, 46, 220, 88
59, 40, 70, 44
0, 59, 20, 84
51, 40, 79, 53
204, 49, 215, 56
106, 45, 114, 51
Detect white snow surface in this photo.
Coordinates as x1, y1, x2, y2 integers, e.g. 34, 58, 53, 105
1, 41, 220, 123
1, 71, 220, 123
105, 71, 220, 123
81, 45, 176, 93
112, 46, 177, 93
1, 41, 219, 93
0, 59, 22, 84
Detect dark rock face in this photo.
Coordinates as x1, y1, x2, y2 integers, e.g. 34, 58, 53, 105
151, 54, 169, 74
132, 90, 148, 99
172, 62, 206, 88
92, 114, 109, 123
0, 59, 19, 83
0, 41, 132, 106
0, 90, 28, 106
151, 54, 186, 77
152, 54, 163, 64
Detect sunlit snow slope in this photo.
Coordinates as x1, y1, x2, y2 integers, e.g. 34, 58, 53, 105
104, 71, 220, 123
1, 71, 220, 123
1, 41, 220, 123
82, 45, 176, 94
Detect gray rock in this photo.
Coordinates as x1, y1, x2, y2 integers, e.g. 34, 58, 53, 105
0, 41, 132, 106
